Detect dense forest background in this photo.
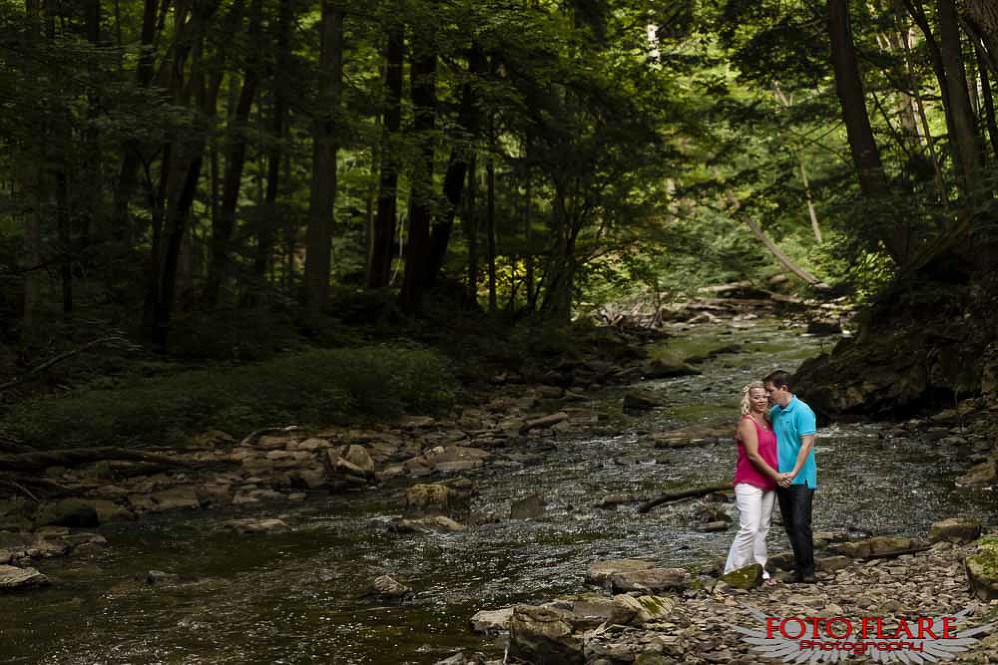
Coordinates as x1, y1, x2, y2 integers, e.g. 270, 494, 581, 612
2, 0, 998, 429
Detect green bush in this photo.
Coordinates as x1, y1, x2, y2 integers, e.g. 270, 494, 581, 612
4, 346, 457, 450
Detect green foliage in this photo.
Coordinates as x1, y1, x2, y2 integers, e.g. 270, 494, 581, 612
5, 346, 457, 449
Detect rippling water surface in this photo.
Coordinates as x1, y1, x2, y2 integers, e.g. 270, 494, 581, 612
3, 320, 996, 664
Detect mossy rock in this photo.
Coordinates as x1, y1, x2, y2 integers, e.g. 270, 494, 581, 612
966, 537, 998, 601
720, 563, 763, 590
929, 518, 982, 544
831, 536, 926, 559
33, 499, 100, 528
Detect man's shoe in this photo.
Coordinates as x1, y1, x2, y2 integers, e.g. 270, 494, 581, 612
799, 574, 818, 584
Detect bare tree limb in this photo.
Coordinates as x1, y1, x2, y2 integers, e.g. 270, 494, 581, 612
0, 335, 129, 393
743, 217, 828, 288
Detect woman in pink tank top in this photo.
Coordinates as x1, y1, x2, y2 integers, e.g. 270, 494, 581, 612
724, 382, 781, 584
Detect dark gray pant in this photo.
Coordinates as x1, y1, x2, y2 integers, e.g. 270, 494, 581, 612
776, 485, 815, 578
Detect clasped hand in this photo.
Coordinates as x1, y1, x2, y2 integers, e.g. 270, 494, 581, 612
776, 472, 794, 488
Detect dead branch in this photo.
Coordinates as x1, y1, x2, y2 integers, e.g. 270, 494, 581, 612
637, 482, 732, 514
0, 447, 207, 473
0, 335, 130, 393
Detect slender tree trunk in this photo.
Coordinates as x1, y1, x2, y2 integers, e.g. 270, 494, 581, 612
399, 36, 437, 313
960, 0, 998, 76
893, 2, 947, 198
205, 0, 263, 305
368, 22, 404, 289
55, 170, 72, 319
111, 0, 162, 252
465, 154, 478, 300
425, 44, 486, 289
936, 0, 984, 199
252, 0, 292, 289
977, 45, 998, 159
524, 163, 536, 311
486, 117, 497, 314
302, 1, 344, 314
143, 3, 222, 347
828, 0, 908, 263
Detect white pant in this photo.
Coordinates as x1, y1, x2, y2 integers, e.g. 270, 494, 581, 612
724, 483, 775, 577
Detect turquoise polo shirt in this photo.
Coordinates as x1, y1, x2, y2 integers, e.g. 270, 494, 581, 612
770, 396, 817, 488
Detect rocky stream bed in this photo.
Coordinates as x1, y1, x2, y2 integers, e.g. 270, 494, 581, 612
3, 314, 998, 664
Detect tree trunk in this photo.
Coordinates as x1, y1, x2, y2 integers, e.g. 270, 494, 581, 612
205, 0, 263, 305
252, 0, 293, 290
398, 38, 437, 313
111, 0, 164, 253
524, 164, 536, 311
828, 0, 907, 263
936, 0, 984, 199
425, 44, 486, 289
486, 129, 497, 314
367, 22, 404, 289
977, 45, 998, 160
55, 169, 72, 319
302, 1, 344, 314
960, 0, 998, 76
465, 153, 478, 300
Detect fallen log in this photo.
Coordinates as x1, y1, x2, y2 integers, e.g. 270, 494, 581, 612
0, 447, 217, 473
637, 482, 732, 514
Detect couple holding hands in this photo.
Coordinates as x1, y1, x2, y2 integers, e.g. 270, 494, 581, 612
724, 370, 818, 585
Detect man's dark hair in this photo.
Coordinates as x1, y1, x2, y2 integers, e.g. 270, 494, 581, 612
763, 370, 791, 389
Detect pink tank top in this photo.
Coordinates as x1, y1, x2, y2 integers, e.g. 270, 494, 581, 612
733, 415, 778, 490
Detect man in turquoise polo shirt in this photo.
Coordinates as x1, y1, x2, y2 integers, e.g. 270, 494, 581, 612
763, 370, 817, 584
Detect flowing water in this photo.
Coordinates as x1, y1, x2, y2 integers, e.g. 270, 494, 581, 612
3, 320, 997, 664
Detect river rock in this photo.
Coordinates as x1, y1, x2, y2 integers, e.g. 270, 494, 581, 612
699, 521, 729, 533
623, 390, 663, 412
424, 445, 490, 473
609, 568, 689, 593
509, 604, 585, 665
520, 412, 570, 435
831, 535, 927, 559
146, 570, 181, 585
404, 483, 458, 513
720, 564, 763, 589
33, 499, 100, 528
510, 494, 545, 520
62, 532, 108, 549
470, 607, 514, 634
816, 555, 851, 573
391, 516, 466, 533
966, 537, 998, 600
641, 358, 701, 379
432, 653, 488, 665
149, 487, 201, 512
683, 344, 743, 365
930, 518, 982, 544
651, 423, 732, 448
612, 594, 677, 625
586, 559, 655, 586
765, 551, 795, 571
223, 518, 289, 535
341, 445, 375, 472
370, 574, 411, 599
956, 460, 997, 488
0, 565, 49, 590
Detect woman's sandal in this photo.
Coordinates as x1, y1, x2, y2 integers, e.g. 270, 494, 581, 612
763, 578, 779, 587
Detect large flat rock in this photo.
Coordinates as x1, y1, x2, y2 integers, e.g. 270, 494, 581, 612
0, 565, 49, 590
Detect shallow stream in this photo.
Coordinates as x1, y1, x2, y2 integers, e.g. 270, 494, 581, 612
3, 320, 997, 664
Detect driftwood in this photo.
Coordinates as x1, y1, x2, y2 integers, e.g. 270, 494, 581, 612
0, 474, 75, 501
0, 447, 207, 473
637, 482, 732, 514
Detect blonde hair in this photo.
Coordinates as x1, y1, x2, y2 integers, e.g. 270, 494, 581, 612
740, 382, 769, 418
